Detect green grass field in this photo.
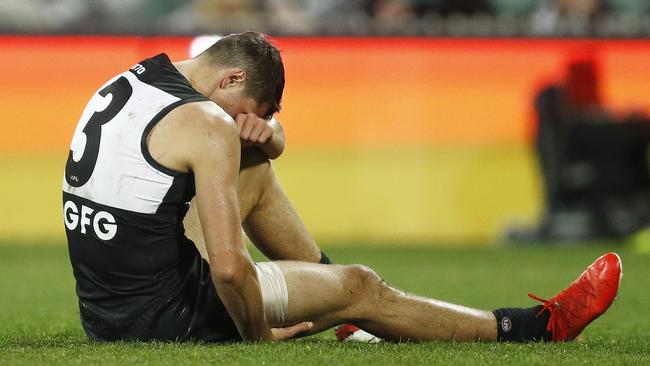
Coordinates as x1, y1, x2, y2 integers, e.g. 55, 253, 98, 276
1, 242, 648, 365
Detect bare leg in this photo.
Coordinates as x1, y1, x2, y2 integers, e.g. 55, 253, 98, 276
184, 150, 496, 341
275, 261, 497, 342
184, 148, 322, 262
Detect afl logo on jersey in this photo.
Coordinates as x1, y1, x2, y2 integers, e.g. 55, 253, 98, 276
63, 201, 117, 241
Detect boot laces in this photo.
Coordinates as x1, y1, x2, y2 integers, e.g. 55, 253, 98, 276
528, 274, 597, 341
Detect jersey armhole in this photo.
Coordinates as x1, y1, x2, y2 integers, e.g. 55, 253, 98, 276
140, 97, 209, 177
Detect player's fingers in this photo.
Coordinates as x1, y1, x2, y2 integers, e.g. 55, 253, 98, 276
248, 121, 266, 143
271, 322, 313, 341
240, 116, 256, 140
273, 322, 312, 340
257, 128, 273, 144
235, 114, 247, 132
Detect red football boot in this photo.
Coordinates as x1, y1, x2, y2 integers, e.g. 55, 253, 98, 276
528, 252, 623, 342
335, 324, 381, 343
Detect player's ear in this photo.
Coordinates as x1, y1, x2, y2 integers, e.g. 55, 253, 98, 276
220, 69, 246, 89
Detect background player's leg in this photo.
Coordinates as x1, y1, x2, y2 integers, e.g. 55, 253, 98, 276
184, 148, 322, 262
274, 261, 497, 342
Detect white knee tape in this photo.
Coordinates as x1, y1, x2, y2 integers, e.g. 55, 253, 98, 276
254, 262, 289, 325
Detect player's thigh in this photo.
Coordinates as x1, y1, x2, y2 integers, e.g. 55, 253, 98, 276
182, 149, 271, 259
239, 151, 321, 262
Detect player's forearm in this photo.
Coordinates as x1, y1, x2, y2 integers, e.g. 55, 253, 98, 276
212, 261, 273, 341
191, 114, 272, 341
258, 117, 284, 159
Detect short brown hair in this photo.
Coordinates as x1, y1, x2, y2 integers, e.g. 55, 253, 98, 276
203, 32, 284, 117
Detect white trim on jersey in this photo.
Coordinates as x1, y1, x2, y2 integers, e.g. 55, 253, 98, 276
63, 72, 180, 215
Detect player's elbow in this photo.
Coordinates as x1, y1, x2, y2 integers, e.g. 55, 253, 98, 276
210, 253, 252, 286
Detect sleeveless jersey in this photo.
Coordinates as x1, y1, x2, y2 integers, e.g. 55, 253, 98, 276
62, 53, 211, 331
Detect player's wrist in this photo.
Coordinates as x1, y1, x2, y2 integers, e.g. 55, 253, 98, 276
259, 328, 275, 342
239, 322, 274, 342
257, 136, 284, 159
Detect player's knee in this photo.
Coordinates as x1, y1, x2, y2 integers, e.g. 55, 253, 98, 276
342, 264, 383, 300
239, 149, 273, 196
240, 149, 274, 189
240, 148, 271, 174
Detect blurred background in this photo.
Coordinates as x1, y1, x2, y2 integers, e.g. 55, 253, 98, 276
1, 0, 650, 246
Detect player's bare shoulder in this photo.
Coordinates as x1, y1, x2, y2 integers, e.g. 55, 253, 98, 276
147, 101, 240, 174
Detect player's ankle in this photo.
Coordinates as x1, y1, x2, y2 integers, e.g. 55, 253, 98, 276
492, 306, 551, 342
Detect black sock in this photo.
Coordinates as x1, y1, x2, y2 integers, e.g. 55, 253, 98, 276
492, 305, 551, 342
319, 251, 332, 264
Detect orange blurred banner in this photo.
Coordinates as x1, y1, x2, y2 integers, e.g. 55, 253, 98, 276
2, 36, 650, 153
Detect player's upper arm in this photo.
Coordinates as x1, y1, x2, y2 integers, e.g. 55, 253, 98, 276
175, 102, 246, 272
180, 103, 240, 185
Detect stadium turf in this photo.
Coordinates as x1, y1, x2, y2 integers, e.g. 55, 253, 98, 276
1, 242, 648, 365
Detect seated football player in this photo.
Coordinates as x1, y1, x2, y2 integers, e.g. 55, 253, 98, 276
62, 31, 622, 343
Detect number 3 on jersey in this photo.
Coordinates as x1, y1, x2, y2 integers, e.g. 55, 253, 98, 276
65, 76, 133, 187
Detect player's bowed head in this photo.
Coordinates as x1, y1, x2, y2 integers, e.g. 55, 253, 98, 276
174, 31, 286, 158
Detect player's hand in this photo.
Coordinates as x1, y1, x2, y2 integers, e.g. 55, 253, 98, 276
270, 321, 313, 341
235, 113, 273, 148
